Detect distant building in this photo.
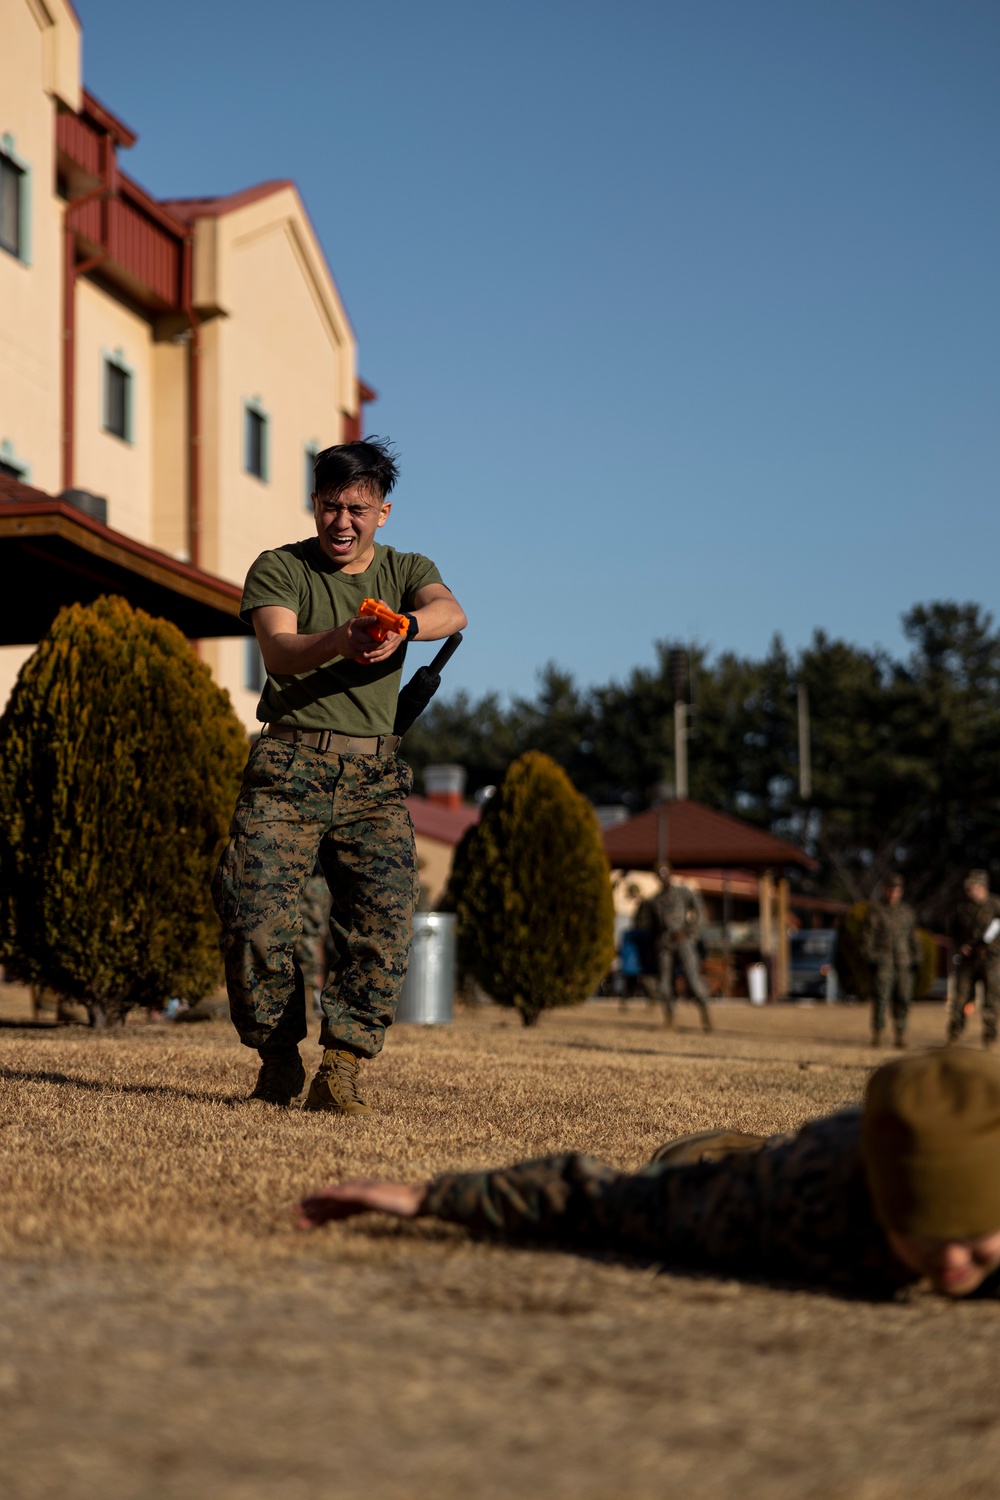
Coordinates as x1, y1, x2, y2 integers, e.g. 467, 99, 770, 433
407, 767, 480, 909
0, 0, 372, 726
603, 797, 817, 999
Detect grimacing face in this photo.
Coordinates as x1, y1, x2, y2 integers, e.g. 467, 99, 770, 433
312, 481, 390, 571
887, 1227, 1000, 1296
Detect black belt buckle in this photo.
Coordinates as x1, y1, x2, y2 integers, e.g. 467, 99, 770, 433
317, 729, 332, 753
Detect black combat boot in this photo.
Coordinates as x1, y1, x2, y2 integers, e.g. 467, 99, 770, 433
249, 1046, 307, 1107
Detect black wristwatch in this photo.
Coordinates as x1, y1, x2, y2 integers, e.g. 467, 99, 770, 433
404, 613, 419, 641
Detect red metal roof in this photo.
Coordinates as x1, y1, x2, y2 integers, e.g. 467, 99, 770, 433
603, 799, 815, 872
161, 182, 295, 223
405, 795, 481, 846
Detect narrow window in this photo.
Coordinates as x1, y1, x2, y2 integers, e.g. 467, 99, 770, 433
244, 405, 268, 480
0, 439, 29, 481
0, 152, 23, 259
304, 443, 318, 511
103, 357, 132, 441
244, 636, 265, 693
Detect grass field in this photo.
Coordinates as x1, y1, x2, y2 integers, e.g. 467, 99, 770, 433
2, 986, 998, 1500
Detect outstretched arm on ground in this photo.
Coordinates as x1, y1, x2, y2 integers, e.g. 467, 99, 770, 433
296, 1179, 429, 1228
295, 1153, 672, 1258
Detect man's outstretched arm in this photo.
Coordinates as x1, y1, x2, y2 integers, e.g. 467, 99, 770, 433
296, 1179, 428, 1227
296, 1153, 668, 1256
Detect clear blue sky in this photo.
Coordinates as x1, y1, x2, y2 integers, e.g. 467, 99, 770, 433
80, 0, 999, 699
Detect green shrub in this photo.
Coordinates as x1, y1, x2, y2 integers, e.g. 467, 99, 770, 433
448, 750, 615, 1026
836, 902, 872, 1000
0, 596, 247, 1025
914, 927, 938, 1000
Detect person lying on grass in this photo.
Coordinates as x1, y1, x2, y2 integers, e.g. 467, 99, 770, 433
296, 1050, 1000, 1300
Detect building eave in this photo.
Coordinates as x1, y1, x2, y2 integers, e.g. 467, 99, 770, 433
0, 483, 248, 644
81, 87, 137, 149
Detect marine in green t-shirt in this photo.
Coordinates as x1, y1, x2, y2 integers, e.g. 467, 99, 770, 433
241, 538, 443, 735
211, 438, 467, 1115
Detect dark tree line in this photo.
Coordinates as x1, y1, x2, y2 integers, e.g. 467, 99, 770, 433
404, 602, 1000, 923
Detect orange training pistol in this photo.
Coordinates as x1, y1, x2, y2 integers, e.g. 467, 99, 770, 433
358, 597, 411, 642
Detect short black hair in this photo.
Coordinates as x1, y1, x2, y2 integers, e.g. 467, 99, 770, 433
313, 436, 399, 501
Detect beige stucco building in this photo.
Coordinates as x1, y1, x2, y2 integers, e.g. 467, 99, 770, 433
0, 0, 371, 728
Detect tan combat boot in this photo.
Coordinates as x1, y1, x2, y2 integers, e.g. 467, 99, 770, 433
248, 1051, 307, 1107
303, 1049, 372, 1115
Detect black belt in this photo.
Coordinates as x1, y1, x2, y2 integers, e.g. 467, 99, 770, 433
263, 724, 400, 756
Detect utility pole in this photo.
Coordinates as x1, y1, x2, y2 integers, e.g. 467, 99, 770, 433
674, 700, 688, 800
670, 647, 689, 800
797, 682, 811, 801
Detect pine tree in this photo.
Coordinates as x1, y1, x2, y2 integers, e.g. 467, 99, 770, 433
449, 751, 615, 1026
0, 596, 247, 1025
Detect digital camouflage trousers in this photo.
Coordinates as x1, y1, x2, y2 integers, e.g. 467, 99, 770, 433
644, 937, 710, 1020
211, 736, 418, 1058
948, 958, 1000, 1044
870, 962, 914, 1036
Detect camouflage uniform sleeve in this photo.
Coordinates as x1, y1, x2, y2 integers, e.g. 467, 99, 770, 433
423, 1113, 910, 1295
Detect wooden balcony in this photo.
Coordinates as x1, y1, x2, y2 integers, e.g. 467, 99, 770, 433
58, 107, 184, 311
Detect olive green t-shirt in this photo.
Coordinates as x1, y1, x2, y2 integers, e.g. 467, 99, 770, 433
241, 538, 443, 734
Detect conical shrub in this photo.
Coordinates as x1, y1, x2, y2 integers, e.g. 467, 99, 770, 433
0, 596, 247, 1025
449, 750, 615, 1025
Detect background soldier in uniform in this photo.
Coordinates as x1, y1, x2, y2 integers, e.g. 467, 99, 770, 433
637, 864, 712, 1032
947, 869, 1000, 1047
297, 1050, 1000, 1301
295, 863, 333, 1017
862, 873, 920, 1049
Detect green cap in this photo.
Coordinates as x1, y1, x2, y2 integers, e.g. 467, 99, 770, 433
862, 1050, 1000, 1239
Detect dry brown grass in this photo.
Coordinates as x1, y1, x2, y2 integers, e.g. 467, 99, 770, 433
1, 987, 998, 1500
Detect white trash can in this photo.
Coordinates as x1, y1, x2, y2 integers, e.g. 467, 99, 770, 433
747, 962, 769, 1005
396, 913, 456, 1025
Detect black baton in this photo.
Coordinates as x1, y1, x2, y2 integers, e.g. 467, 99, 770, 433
393, 633, 464, 737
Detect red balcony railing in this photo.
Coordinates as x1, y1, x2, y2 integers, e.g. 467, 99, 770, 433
107, 197, 180, 305
56, 110, 103, 178
59, 108, 183, 309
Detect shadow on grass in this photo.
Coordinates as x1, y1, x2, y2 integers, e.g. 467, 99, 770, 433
542, 1037, 873, 1073
0, 1018, 76, 1032
335, 1215, 918, 1306
596, 1013, 890, 1053
0, 1064, 243, 1108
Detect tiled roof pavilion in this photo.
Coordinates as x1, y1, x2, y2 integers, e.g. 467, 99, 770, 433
603, 798, 815, 872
